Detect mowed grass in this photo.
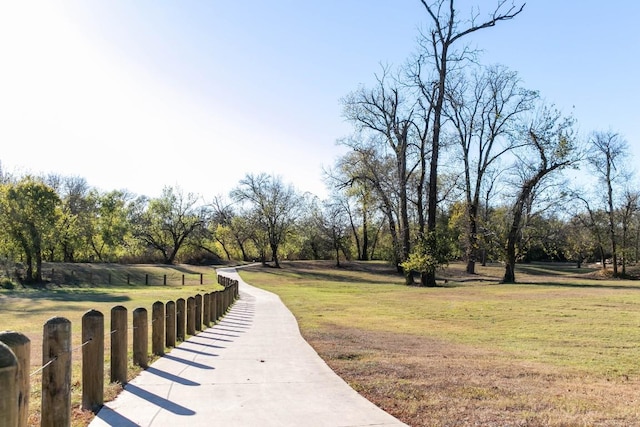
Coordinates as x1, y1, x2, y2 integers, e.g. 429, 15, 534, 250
0, 262, 222, 426
240, 261, 640, 426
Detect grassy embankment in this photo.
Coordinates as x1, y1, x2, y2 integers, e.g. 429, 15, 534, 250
0, 262, 222, 426
240, 261, 640, 427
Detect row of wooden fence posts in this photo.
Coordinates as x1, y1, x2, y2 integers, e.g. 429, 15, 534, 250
0, 276, 239, 427
48, 269, 205, 286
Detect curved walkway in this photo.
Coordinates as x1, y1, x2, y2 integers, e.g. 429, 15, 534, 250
90, 268, 407, 427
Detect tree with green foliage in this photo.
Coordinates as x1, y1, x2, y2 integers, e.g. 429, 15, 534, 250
131, 186, 207, 264
87, 189, 134, 262
0, 177, 60, 284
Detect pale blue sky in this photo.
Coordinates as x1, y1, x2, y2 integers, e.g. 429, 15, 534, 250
1, 1, 638, 199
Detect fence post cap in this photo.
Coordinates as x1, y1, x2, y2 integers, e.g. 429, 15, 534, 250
83, 309, 104, 318
44, 316, 71, 325
0, 330, 30, 346
0, 340, 18, 368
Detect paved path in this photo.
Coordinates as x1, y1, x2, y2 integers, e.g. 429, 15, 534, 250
90, 268, 407, 426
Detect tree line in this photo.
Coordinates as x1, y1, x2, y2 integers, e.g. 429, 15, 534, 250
1, 1, 637, 286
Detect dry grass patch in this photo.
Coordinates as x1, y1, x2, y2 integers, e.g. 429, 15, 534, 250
309, 326, 640, 427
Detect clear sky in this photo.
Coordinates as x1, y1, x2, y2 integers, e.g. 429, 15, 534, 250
1, 1, 638, 200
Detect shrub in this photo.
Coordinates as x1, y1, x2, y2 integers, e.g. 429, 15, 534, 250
1, 279, 15, 290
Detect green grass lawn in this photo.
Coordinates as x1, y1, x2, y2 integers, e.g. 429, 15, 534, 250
240, 261, 640, 378
240, 262, 640, 425
3, 260, 640, 426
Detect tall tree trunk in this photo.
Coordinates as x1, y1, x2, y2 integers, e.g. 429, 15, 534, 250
361, 207, 369, 261
466, 204, 479, 274
270, 243, 280, 268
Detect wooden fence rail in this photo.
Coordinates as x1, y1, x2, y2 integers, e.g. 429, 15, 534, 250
0, 276, 239, 427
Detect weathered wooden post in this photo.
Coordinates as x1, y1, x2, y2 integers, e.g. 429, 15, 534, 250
0, 331, 30, 427
200, 273, 203, 285
166, 301, 176, 347
82, 309, 104, 413
210, 291, 218, 323
217, 288, 224, 320
163, 274, 167, 285
42, 317, 72, 427
0, 341, 18, 427
145, 274, 149, 285
152, 301, 165, 356
181, 274, 185, 286
133, 308, 148, 368
186, 297, 196, 336
110, 306, 128, 385
195, 294, 203, 331
203, 293, 210, 327
176, 298, 186, 342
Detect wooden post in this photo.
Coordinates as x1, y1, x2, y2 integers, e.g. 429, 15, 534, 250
166, 301, 176, 347
203, 293, 210, 327
210, 291, 218, 323
186, 297, 196, 336
195, 294, 203, 331
145, 274, 149, 285
200, 273, 203, 285
0, 331, 30, 427
110, 306, 127, 385
163, 274, 167, 286
133, 308, 148, 368
152, 301, 165, 356
182, 274, 185, 286
176, 298, 186, 342
217, 289, 223, 320
0, 341, 18, 427
82, 309, 104, 413
42, 317, 72, 427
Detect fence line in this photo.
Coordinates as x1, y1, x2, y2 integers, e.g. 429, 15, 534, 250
40, 269, 209, 287
0, 274, 239, 427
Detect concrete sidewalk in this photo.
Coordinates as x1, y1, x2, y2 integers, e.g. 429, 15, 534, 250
90, 268, 407, 427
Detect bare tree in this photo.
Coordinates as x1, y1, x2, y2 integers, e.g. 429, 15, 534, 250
587, 131, 629, 276
413, 0, 525, 286
342, 66, 418, 282
231, 173, 301, 268
333, 143, 404, 271
619, 190, 639, 276
445, 64, 537, 273
502, 105, 578, 283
